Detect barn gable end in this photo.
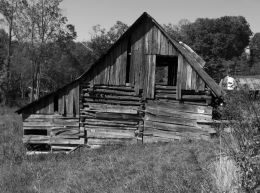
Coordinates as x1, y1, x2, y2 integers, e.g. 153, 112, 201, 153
17, 12, 223, 152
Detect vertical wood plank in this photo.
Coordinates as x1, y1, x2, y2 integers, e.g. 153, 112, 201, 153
165, 38, 169, 55
150, 55, 156, 98
115, 45, 120, 85
147, 23, 153, 55
68, 87, 73, 116
186, 64, 192, 90
130, 35, 135, 85
58, 93, 64, 115
198, 77, 206, 91
104, 56, 109, 85
152, 26, 158, 54
109, 50, 114, 85
65, 90, 69, 116
48, 96, 54, 114
157, 29, 161, 55
120, 39, 127, 85
191, 68, 197, 90
144, 55, 156, 99
177, 54, 183, 100
160, 34, 166, 55
182, 59, 187, 89
74, 84, 79, 115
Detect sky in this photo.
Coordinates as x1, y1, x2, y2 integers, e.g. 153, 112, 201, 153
60, 0, 260, 41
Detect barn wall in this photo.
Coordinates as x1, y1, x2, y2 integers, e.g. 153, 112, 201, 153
180, 58, 205, 91
79, 83, 144, 147
86, 20, 207, 100
79, 83, 214, 146
58, 83, 79, 116
143, 100, 215, 143
22, 114, 84, 152
21, 83, 79, 116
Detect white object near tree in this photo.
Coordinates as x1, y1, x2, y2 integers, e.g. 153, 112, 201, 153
219, 75, 237, 90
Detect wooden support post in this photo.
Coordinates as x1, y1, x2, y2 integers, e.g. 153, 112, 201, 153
177, 54, 183, 100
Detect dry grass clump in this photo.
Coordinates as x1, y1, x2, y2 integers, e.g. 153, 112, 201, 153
210, 155, 240, 193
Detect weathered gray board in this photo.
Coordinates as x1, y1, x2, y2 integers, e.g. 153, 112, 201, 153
143, 100, 214, 143
23, 114, 84, 152
80, 84, 144, 147
79, 84, 215, 146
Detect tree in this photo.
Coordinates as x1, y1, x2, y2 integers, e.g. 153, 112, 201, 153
0, 29, 8, 71
163, 19, 191, 41
107, 21, 128, 43
165, 16, 252, 81
12, 0, 76, 101
182, 16, 252, 61
249, 33, 260, 63
0, 29, 8, 103
0, 0, 21, 80
0, 0, 22, 104
87, 21, 128, 60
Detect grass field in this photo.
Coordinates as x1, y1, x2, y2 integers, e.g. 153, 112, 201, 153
0, 106, 239, 193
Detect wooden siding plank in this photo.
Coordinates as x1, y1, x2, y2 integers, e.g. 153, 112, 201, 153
191, 68, 197, 90
157, 28, 161, 55
160, 32, 166, 55
182, 59, 188, 89
152, 26, 158, 54
186, 64, 192, 90
121, 39, 127, 85
145, 55, 156, 98
177, 54, 183, 100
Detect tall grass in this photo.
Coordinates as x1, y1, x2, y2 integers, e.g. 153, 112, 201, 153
210, 155, 240, 193
2, 104, 256, 193
0, 107, 218, 193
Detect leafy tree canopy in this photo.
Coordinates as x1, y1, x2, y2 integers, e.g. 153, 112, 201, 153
249, 33, 260, 62
164, 16, 252, 80
86, 21, 128, 59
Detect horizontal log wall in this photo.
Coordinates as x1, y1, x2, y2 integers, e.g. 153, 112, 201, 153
144, 100, 215, 143
79, 83, 214, 146
80, 84, 144, 147
154, 85, 212, 105
23, 114, 84, 152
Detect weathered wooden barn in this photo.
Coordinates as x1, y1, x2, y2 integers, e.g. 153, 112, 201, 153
17, 12, 223, 152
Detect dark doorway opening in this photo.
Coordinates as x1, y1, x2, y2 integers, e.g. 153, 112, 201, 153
155, 56, 178, 86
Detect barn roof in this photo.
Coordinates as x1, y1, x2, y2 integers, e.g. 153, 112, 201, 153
17, 12, 223, 114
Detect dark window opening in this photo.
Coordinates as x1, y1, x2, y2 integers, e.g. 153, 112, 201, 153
24, 129, 47, 135
126, 37, 131, 84
155, 56, 178, 86
54, 94, 59, 112
25, 144, 51, 152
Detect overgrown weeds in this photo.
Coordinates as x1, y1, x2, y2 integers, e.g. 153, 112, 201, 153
2, 102, 259, 193
216, 90, 260, 192
0, 108, 218, 193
